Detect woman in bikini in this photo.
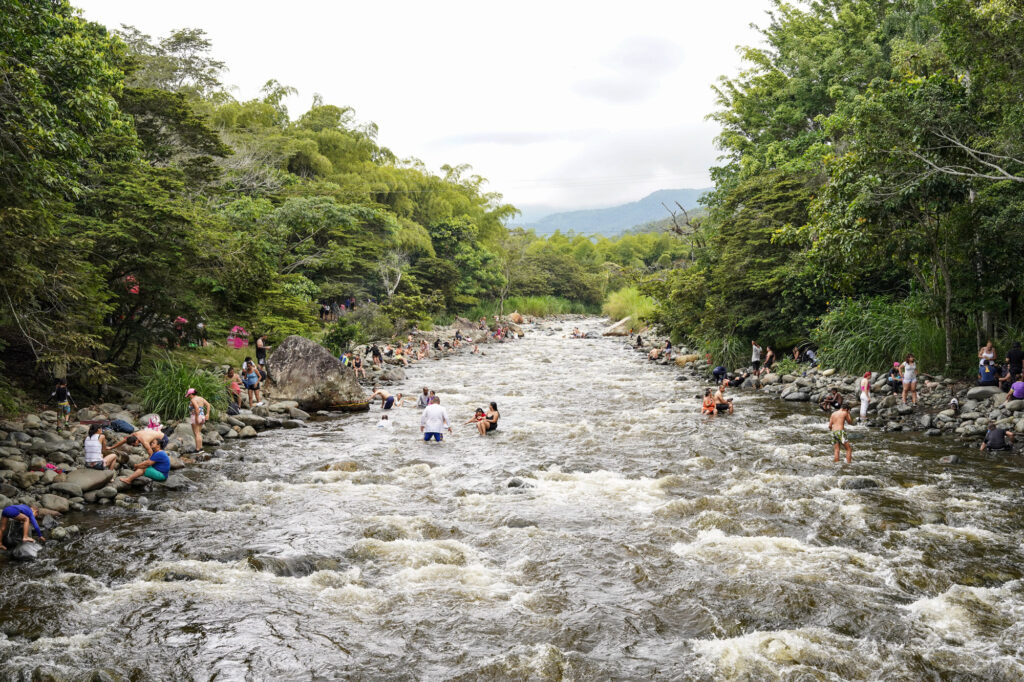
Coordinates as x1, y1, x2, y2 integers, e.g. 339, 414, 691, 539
186, 388, 212, 451
477, 402, 500, 435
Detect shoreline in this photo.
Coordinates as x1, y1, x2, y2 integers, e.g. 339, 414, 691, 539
0, 315, 545, 557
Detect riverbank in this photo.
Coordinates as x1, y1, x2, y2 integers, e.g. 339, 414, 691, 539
0, 316, 536, 556
622, 330, 1024, 454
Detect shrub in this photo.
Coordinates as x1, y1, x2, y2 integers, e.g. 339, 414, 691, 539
322, 318, 365, 354
141, 356, 229, 421
602, 286, 656, 323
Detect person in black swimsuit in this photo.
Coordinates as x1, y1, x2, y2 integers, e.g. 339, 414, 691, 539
476, 402, 499, 435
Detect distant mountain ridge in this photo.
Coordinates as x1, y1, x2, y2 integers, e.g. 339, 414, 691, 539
514, 188, 711, 237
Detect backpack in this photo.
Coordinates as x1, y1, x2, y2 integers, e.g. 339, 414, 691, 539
109, 419, 135, 434
227, 402, 240, 416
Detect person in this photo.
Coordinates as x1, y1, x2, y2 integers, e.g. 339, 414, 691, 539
464, 407, 485, 426
256, 335, 271, 381
50, 378, 72, 427
713, 385, 734, 415
371, 388, 402, 410
701, 388, 716, 416
761, 346, 776, 375
792, 346, 801, 362
377, 414, 392, 429
370, 344, 382, 367
805, 348, 818, 367
727, 371, 750, 388
1007, 341, 1024, 381
751, 341, 762, 373
225, 368, 242, 407
472, 344, 479, 354
712, 366, 727, 385
820, 387, 844, 413
107, 428, 167, 456
120, 448, 172, 484
84, 423, 118, 470
949, 396, 960, 414
417, 387, 431, 409
997, 363, 1014, 390
186, 388, 212, 451
1007, 377, 1024, 401
420, 395, 451, 442
395, 347, 409, 367
477, 402, 499, 435
977, 359, 998, 386
352, 354, 366, 379
858, 372, 872, 421
242, 357, 263, 407
197, 321, 208, 347
828, 405, 853, 464
433, 338, 442, 352
900, 354, 918, 405
887, 362, 902, 394
980, 421, 1014, 452
979, 340, 997, 366
635, 335, 643, 348
0, 505, 45, 550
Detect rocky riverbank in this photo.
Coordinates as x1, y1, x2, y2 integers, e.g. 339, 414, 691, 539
0, 317, 531, 558
623, 333, 1024, 451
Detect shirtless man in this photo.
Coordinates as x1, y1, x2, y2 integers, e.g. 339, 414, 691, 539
829, 405, 853, 464
713, 385, 734, 415
370, 388, 403, 410
108, 428, 167, 455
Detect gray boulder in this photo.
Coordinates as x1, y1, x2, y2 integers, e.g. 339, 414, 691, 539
288, 406, 310, 420
1004, 399, 1024, 412
267, 335, 368, 410
841, 477, 880, 490
939, 454, 962, 465
48, 482, 83, 498
966, 385, 1003, 401
783, 391, 810, 402
239, 426, 258, 438
39, 493, 70, 513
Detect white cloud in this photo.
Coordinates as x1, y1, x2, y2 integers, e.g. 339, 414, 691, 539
73, 0, 772, 211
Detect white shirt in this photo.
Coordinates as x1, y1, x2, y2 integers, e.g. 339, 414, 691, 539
420, 404, 450, 433
84, 433, 103, 463
752, 344, 762, 362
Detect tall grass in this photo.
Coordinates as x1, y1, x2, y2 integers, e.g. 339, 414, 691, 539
141, 356, 229, 421
602, 286, 656, 324
694, 333, 747, 370
461, 296, 596, 321
811, 296, 949, 374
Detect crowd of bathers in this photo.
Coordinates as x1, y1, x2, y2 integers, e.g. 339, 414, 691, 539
370, 386, 500, 441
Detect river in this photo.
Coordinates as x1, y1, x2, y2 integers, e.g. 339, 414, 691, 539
2, 318, 1023, 681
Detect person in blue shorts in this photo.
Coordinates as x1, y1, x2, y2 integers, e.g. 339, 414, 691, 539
0, 505, 45, 550
371, 387, 403, 410
120, 449, 172, 484
420, 396, 451, 441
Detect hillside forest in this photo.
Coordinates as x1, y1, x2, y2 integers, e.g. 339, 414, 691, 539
4, 0, 1024, 408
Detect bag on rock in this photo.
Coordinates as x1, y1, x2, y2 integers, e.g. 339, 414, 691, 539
109, 419, 135, 433
227, 402, 240, 416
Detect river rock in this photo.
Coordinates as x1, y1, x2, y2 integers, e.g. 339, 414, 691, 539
896, 403, 914, 415
282, 419, 305, 429
48, 481, 83, 498
939, 454, 961, 464
39, 493, 69, 513
783, 391, 810, 402
269, 400, 299, 412
761, 373, 780, 385
96, 486, 118, 499
378, 366, 406, 383
602, 316, 632, 336
925, 428, 942, 436
287, 406, 310, 420
841, 477, 880, 490
235, 414, 267, 428
10, 541, 41, 561
15, 471, 43, 488
966, 386, 1002, 401
160, 474, 192, 491
1004, 399, 1024, 412
239, 426, 258, 438
267, 335, 368, 410
1, 457, 27, 473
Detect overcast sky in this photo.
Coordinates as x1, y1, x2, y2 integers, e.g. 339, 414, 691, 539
74, 0, 772, 216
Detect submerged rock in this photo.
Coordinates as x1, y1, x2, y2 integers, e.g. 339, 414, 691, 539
840, 477, 880, 490
939, 454, 962, 464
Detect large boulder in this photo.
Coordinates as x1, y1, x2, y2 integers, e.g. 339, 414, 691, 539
268, 336, 368, 411
966, 385, 1003, 401
508, 311, 525, 324
39, 493, 70, 513
65, 467, 115, 492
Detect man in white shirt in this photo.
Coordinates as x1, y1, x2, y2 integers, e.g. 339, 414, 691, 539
420, 396, 452, 442
751, 340, 762, 373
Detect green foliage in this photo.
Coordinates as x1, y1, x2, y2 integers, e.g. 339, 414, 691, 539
771, 357, 801, 378
140, 357, 228, 421
322, 318, 365, 355
462, 296, 595, 321
602, 287, 655, 324
811, 297, 950, 376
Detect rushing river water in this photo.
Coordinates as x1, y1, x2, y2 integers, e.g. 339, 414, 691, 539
2, 318, 1024, 681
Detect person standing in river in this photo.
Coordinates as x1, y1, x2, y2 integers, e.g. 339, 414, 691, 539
420, 396, 451, 442
186, 388, 212, 452
828, 405, 853, 464
751, 340, 762, 373
858, 372, 872, 421
416, 387, 430, 408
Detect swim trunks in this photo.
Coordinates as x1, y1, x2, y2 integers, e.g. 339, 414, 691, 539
383, 396, 395, 409
423, 432, 442, 441
143, 467, 167, 482
830, 430, 849, 445
715, 403, 730, 413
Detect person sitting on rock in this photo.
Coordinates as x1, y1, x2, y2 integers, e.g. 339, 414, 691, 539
977, 359, 999, 386
84, 423, 118, 470
820, 387, 844, 413
887, 362, 903, 394
0, 505, 45, 550
997, 364, 1014, 390
352, 355, 366, 379
1007, 378, 1024, 401
119, 449, 172, 484
980, 421, 1015, 452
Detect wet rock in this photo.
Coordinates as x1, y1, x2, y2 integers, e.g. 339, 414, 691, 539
288, 406, 310, 420
265, 417, 283, 429
782, 391, 809, 402
939, 454, 962, 464
226, 416, 246, 428
252, 404, 270, 417
761, 373, 780, 385
841, 477, 880, 490
48, 481, 83, 498
282, 419, 305, 429
50, 527, 67, 540
926, 428, 942, 437
95, 486, 118, 500
160, 474, 192, 491
39, 493, 69, 513
267, 335, 368, 410
896, 403, 914, 415
1005, 399, 1024, 412
322, 460, 358, 472
507, 477, 534, 488
239, 426, 258, 438
235, 414, 266, 428
11, 541, 41, 561
23, 414, 42, 429
504, 517, 538, 528
269, 400, 299, 412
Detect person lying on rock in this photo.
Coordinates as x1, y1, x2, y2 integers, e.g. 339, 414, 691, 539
120, 449, 172, 485
108, 428, 168, 456
0, 505, 45, 550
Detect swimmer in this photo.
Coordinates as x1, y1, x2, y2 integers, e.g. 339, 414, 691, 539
828, 405, 853, 464
477, 402, 499, 435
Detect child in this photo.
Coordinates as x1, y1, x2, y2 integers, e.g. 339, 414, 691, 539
464, 408, 486, 425
701, 389, 716, 416
0, 505, 45, 549
377, 414, 392, 429
51, 379, 72, 426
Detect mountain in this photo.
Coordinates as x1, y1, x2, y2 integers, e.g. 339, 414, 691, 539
512, 188, 711, 237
